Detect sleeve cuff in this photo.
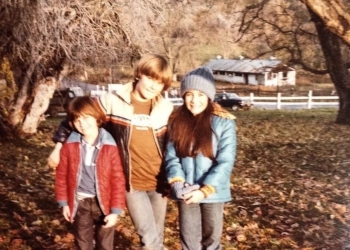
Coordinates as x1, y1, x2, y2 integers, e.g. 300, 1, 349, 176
169, 177, 185, 185
57, 201, 68, 208
200, 185, 216, 198
111, 208, 123, 215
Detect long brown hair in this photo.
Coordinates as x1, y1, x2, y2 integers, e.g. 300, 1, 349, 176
168, 102, 215, 160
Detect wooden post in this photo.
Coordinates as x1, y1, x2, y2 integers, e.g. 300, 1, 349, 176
277, 92, 281, 109
250, 92, 254, 104
307, 90, 312, 109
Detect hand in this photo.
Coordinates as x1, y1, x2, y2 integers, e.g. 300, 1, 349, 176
103, 214, 118, 228
183, 190, 205, 204
171, 182, 200, 199
47, 143, 62, 168
62, 206, 73, 222
183, 183, 200, 195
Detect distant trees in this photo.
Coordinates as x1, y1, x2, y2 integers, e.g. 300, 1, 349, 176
120, 0, 242, 74
1, 0, 349, 137
0, 0, 243, 136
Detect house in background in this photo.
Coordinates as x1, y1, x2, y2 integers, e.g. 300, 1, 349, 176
205, 57, 296, 86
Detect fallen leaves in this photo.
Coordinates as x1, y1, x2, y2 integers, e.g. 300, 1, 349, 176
53, 233, 74, 243
1, 110, 350, 249
226, 109, 350, 249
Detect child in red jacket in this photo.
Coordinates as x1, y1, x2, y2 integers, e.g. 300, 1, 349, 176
55, 96, 125, 249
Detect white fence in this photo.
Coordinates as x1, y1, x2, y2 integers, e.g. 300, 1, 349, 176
91, 88, 338, 110
241, 91, 338, 109
90, 84, 123, 97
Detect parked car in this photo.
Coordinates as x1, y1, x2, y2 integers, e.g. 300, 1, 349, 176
45, 87, 84, 117
168, 98, 184, 107
214, 92, 245, 111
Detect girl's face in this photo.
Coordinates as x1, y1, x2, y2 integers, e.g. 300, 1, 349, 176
184, 90, 209, 116
133, 75, 164, 101
73, 114, 98, 136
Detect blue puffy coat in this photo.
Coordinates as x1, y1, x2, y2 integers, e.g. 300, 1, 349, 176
165, 115, 236, 203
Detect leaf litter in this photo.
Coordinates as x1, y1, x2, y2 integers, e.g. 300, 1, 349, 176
0, 110, 350, 249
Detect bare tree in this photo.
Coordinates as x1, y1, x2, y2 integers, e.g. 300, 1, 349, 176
0, 0, 139, 136
5, 0, 349, 136
236, 0, 350, 124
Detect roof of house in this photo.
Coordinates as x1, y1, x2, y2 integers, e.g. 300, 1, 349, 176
205, 59, 291, 73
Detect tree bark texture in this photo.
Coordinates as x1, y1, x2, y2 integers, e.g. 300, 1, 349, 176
7, 57, 41, 127
309, 8, 350, 124
302, 0, 350, 47
22, 77, 56, 134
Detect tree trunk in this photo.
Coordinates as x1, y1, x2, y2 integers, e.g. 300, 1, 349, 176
22, 77, 56, 133
8, 57, 41, 127
303, 0, 350, 46
309, 8, 350, 125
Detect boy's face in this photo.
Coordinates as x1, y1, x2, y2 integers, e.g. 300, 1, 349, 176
133, 75, 164, 101
73, 115, 98, 136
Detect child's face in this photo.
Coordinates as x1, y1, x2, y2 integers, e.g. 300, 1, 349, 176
184, 90, 209, 116
133, 75, 164, 101
73, 114, 98, 136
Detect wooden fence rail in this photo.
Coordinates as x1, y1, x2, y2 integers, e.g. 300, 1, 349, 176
241, 91, 338, 109
92, 89, 339, 110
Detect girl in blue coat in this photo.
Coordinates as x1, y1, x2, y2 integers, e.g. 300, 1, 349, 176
165, 66, 237, 250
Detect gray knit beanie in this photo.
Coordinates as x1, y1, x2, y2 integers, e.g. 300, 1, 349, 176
181, 67, 216, 101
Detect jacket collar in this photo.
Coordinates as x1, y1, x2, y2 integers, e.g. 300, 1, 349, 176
66, 128, 116, 146
116, 82, 165, 107
212, 103, 236, 120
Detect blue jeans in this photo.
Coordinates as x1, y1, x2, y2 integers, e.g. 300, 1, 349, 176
178, 202, 224, 250
126, 190, 167, 250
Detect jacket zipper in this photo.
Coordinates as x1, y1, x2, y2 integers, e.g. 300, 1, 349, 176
93, 145, 104, 214
72, 143, 83, 218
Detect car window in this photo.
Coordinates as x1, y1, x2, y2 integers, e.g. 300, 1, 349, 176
228, 93, 239, 98
215, 93, 240, 99
169, 98, 183, 106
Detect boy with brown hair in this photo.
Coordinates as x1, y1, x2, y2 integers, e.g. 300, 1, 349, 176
55, 96, 125, 249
